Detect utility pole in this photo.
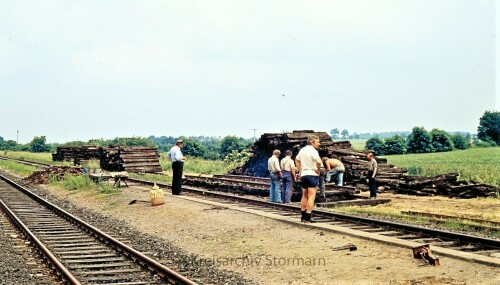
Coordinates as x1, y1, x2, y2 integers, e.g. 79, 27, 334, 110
252, 128, 257, 142
16, 130, 19, 144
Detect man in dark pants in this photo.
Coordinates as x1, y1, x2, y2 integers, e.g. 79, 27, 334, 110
168, 140, 186, 195
366, 152, 378, 199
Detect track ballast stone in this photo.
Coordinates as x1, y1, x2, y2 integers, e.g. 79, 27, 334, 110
0, 170, 254, 285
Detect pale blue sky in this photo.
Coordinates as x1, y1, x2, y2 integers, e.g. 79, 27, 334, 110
0, 0, 498, 143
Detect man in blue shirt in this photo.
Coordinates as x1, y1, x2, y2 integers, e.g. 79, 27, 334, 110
168, 140, 186, 195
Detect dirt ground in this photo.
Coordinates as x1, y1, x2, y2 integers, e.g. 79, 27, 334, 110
360, 192, 500, 222
37, 182, 499, 285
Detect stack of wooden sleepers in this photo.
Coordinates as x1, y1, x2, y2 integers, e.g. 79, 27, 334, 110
100, 146, 162, 173
52, 146, 79, 161
52, 145, 163, 173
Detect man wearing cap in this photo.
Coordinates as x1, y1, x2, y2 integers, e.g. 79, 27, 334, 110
280, 150, 296, 203
168, 140, 186, 195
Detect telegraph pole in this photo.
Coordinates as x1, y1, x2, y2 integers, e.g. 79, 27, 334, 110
252, 128, 257, 142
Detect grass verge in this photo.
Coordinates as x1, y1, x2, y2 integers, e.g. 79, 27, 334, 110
332, 206, 499, 238
49, 174, 119, 195
2, 151, 72, 166
0, 159, 37, 177
129, 173, 172, 184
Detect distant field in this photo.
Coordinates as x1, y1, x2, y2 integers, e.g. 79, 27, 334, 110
348, 139, 367, 150
382, 147, 500, 187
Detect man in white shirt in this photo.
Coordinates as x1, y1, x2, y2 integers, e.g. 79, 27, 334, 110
280, 150, 296, 203
267, 149, 282, 203
295, 135, 321, 223
167, 140, 186, 195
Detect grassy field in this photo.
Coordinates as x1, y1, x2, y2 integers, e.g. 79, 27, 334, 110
1, 151, 71, 166
159, 155, 235, 175
347, 139, 367, 150
382, 147, 500, 187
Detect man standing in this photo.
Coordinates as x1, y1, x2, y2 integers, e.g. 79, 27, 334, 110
366, 152, 378, 199
322, 157, 345, 186
268, 150, 282, 203
280, 150, 296, 203
168, 140, 186, 195
295, 135, 321, 223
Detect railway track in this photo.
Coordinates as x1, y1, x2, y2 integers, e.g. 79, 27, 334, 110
0, 174, 196, 285
1, 156, 499, 266
128, 177, 500, 262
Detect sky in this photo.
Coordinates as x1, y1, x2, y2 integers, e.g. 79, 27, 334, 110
0, 0, 498, 143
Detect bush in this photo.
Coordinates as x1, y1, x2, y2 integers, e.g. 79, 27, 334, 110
430, 129, 454, 152
451, 135, 471, 150
30, 136, 50, 153
220, 136, 246, 158
407, 127, 434, 153
477, 111, 500, 146
474, 141, 496, 148
365, 137, 385, 155
182, 139, 207, 157
383, 135, 407, 155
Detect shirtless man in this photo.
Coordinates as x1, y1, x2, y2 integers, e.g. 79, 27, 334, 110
322, 157, 345, 186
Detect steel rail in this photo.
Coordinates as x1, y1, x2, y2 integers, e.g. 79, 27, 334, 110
0, 199, 81, 285
0, 174, 197, 285
129, 177, 500, 249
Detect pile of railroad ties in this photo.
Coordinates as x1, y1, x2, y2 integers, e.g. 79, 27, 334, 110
52, 146, 162, 173
225, 130, 498, 199
23, 166, 82, 184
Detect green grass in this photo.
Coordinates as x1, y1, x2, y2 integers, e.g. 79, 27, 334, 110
348, 139, 367, 150
159, 155, 235, 175
333, 206, 498, 237
2, 151, 71, 166
0, 159, 37, 177
49, 174, 118, 194
382, 147, 500, 187
129, 172, 172, 184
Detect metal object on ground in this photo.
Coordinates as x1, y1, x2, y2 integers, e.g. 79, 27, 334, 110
332, 244, 357, 251
413, 244, 440, 266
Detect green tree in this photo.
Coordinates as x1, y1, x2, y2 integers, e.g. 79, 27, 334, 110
330, 128, 340, 139
451, 134, 471, 150
477, 111, 500, 145
341, 129, 349, 139
430, 129, 454, 152
182, 138, 207, 157
0, 140, 17, 151
0, 136, 3, 143
29, 136, 50, 152
220, 136, 245, 158
407, 127, 434, 153
383, 135, 407, 155
365, 137, 386, 155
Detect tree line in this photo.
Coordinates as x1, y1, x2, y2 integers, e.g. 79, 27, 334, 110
364, 111, 500, 155
0, 134, 252, 160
